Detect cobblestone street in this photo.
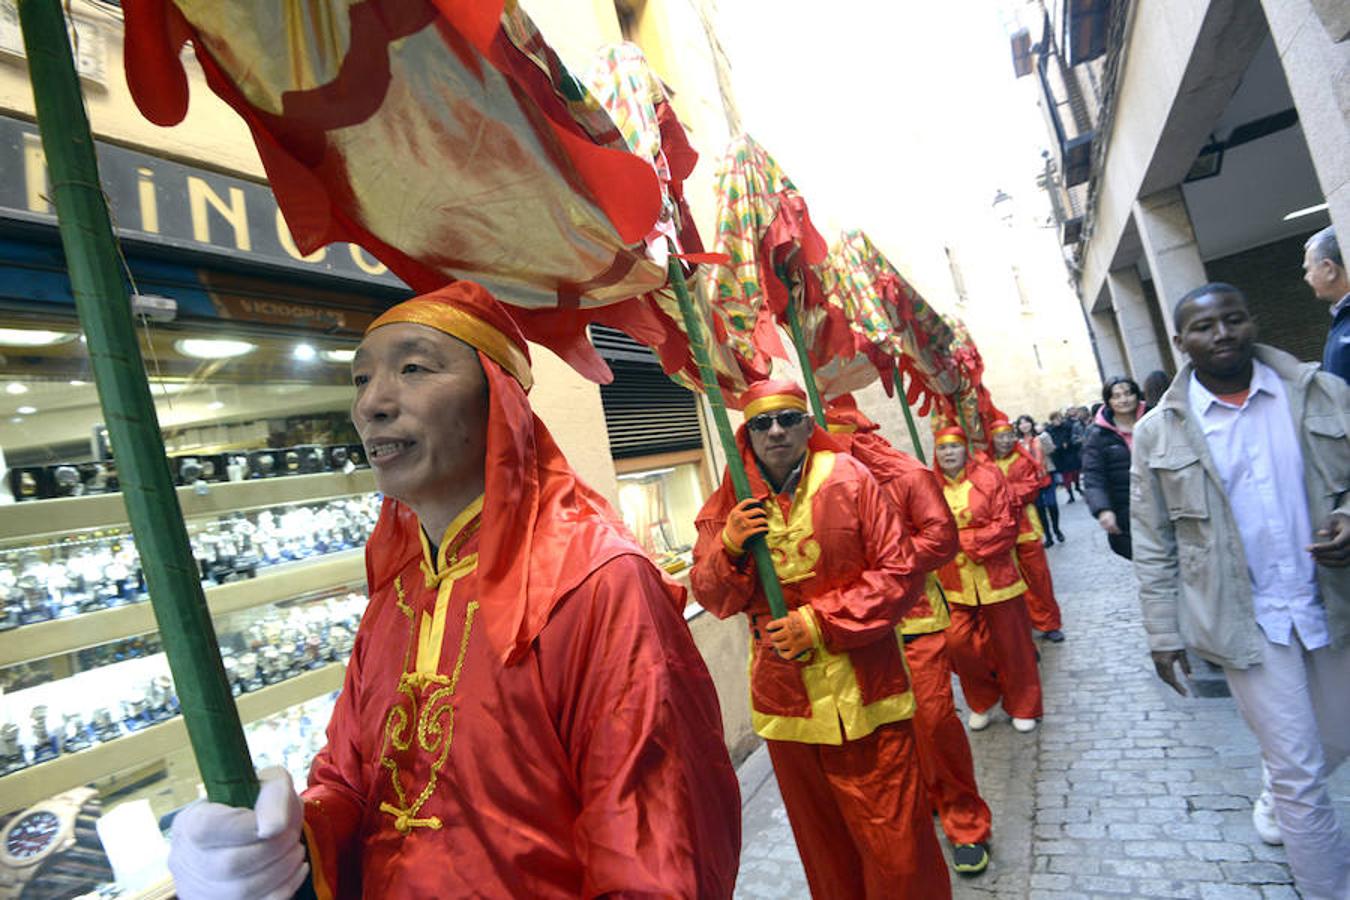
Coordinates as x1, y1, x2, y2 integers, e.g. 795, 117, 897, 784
734, 494, 1350, 899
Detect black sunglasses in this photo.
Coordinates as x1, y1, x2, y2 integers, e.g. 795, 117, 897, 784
747, 410, 809, 432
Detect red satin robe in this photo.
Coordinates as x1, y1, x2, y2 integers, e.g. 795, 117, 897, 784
993, 449, 1063, 633
938, 463, 1044, 721
691, 441, 950, 900
303, 500, 740, 899
842, 432, 992, 846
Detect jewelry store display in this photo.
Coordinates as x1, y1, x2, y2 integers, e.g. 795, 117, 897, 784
0, 493, 379, 632
6, 443, 368, 503
0, 591, 366, 771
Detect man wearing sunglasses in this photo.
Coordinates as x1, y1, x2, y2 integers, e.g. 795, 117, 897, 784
691, 380, 950, 899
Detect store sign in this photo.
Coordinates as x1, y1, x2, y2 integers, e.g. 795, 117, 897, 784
0, 115, 406, 289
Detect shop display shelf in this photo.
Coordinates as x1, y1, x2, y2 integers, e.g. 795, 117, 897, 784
0, 661, 346, 814
0, 550, 365, 668
0, 469, 377, 544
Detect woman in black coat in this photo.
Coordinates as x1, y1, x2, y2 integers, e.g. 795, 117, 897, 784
1081, 375, 1143, 559
1045, 411, 1082, 502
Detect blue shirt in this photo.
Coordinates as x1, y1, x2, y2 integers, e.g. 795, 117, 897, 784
1188, 361, 1328, 649
1324, 292, 1350, 383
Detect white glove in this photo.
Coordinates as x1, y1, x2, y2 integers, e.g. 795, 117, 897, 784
168, 766, 309, 900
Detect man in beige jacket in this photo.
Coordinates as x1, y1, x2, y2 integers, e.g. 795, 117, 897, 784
1132, 283, 1350, 900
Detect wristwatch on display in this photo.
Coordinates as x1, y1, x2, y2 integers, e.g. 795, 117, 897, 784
0, 786, 114, 900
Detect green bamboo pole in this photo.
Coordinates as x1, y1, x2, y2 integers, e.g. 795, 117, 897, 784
19, 0, 257, 808
953, 389, 974, 444
892, 364, 927, 465
667, 254, 788, 620
775, 264, 826, 426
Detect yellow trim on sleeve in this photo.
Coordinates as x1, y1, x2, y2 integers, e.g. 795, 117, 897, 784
301, 815, 334, 900
749, 632, 916, 745
900, 574, 952, 635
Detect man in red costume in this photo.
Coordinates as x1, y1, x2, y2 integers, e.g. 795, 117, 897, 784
933, 427, 1044, 734
987, 419, 1065, 642
825, 395, 994, 876
691, 380, 950, 900
166, 283, 741, 899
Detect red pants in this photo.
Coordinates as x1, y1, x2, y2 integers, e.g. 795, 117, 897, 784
1016, 539, 1062, 632
767, 721, 951, 900
905, 631, 992, 844
945, 597, 1044, 720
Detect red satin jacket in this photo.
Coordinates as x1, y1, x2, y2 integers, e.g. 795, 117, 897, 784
691, 434, 923, 745
991, 448, 1049, 543
302, 504, 740, 899
838, 431, 959, 635
936, 462, 1027, 605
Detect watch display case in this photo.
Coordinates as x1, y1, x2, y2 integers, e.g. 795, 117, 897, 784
614, 454, 710, 575
0, 311, 377, 894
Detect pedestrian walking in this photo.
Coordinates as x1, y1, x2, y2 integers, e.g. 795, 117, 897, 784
1016, 415, 1064, 545
826, 395, 995, 877
1134, 282, 1350, 900
1045, 410, 1082, 503
989, 419, 1065, 642
691, 380, 951, 900
1082, 376, 1142, 560
932, 427, 1044, 734
1142, 369, 1170, 409
1302, 226, 1349, 382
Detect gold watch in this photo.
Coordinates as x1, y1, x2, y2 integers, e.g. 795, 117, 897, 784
0, 787, 113, 899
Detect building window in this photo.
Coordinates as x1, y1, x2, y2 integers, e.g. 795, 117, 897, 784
592, 326, 710, 574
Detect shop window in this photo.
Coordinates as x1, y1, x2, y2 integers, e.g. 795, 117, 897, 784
593, 326, 711, 575
0, 311, 371, 894
615, 450, 710, 574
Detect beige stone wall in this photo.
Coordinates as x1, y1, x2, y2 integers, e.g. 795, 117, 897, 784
528, 344, 620, 504
685, 607, 758, 764
0, 2, 263, 178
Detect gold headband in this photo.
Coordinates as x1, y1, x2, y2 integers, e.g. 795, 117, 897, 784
744, 394, 809, 421
827, 423, 857, 434
934, 434, 966, 446
989, 425, 1013, 434
366, 301, 534, 390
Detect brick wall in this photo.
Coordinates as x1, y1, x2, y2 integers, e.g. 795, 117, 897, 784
1205, 231, 1330, 364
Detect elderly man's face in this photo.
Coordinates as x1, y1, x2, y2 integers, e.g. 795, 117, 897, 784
1302, 244, 1340, 302
350, 322, 488, 517
746, 407, 811, 485
935, 441, 967, 477
992, 430, 1017, 457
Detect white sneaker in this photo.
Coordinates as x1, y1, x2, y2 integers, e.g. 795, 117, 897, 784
967, 710, 990, 731
1252, 790, 1283, 846
1012, 717, 1038, 733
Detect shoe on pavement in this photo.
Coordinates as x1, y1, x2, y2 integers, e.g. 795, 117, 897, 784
967, 710, 991, 731
1043, 630, 1065, 643
952, 842, 990, 875
1012, 717, 1038, 733
1054, 530, 1066, 542
1252, 790, 1283, 846
1043, 536, 1055, 548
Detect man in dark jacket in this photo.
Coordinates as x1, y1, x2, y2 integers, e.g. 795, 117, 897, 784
1303, 226, 1349, 381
